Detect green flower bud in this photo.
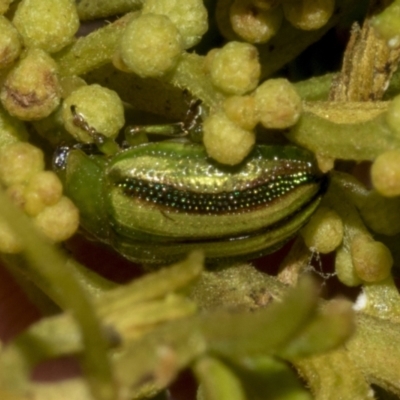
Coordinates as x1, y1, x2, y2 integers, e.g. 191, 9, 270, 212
24, 170, 63, 216
301, 206, 343, 254
371, 150, 400, 197
282, 0, 334, 31
0, 16, 21, 69
119, 14, 184, 78
34, 196, 79, 242
351, 235, 393, 283
62, 84, 125, 143
230, 0, 283, 43
210, 41, 260, 95
203, 111, 255, 165
13, 0, 79, 53
142, 0, 208, 49
254, 78, 302, 129
0, 48, 61, 120
0, 142, 44, 186
372, 1, 400, 47
223, 95, 259, 131
335, 247, 362, 287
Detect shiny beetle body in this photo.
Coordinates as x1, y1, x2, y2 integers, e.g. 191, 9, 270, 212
56, 141, 326, 264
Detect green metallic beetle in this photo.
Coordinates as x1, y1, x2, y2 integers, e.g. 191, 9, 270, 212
54, 137, 327, 265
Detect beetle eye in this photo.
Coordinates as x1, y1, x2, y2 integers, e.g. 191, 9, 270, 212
52, 145, 71, 171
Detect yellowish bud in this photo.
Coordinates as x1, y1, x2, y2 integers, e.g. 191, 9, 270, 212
13, 0, 79, 53
119, 14, 183, 78
0, 16, 21, 69
142, 0, 208, 49
0, 48, 61, 120
223, 95, 259, 131
230, 0, 283, 43
62, 84, 125, 143
301, 207, 343, 254
210, 41, 260, 95
254, 78, 302, 129
351, 235, 393, 283
0, 142, 44, 186
335, 247, 362, 287
24, 171, 63, 216
34, 196, 79, 242
203, 111, 255, 165
371, 150, 400, 197
282, 0, 334, 31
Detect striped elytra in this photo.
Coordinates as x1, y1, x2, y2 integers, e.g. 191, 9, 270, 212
112, 164, 319, 215
57, 141, 327, 264
104, 141, 327, 263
